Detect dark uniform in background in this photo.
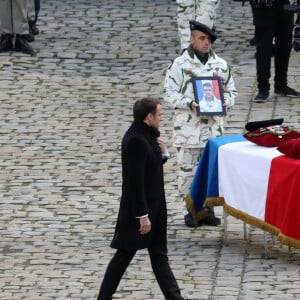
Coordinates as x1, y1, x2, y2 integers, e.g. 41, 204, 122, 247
251, 0, 300, 102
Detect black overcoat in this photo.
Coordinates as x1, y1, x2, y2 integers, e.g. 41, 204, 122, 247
110, 121, 167, 250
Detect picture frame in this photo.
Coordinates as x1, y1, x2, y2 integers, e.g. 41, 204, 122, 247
191, 76, 226, 116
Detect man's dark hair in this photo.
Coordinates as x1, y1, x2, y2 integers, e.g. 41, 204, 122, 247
133, 98, 161, 121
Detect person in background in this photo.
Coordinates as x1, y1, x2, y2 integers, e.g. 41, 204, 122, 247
97, 98, 187, 300
26, 0, 40, 42
251, 0, 300, 102
294, 11, 300, 52
0, 0, 33, 54
164, 21, 237, 227
176, 0, 220, 50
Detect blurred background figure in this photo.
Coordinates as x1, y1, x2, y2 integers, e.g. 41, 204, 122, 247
0, 0, 33, 54
283, 0, 300, 51
251, 0, 300, 102
294, 12, 300, 51
26, 0, 40, 42
28, 0, 40, 35
176, 0, 220, 50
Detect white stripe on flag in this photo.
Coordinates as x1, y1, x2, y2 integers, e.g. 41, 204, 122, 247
218, 141, 281, 220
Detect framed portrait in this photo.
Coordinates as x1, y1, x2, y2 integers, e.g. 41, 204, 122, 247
191, 76, 226, 116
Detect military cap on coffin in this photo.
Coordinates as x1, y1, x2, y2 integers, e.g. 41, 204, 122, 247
189, 20, 217, 43
243, 118, 300, 147
245, 118, 284, 131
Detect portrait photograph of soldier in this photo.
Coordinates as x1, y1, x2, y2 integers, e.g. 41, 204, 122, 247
192, 78, 225, 115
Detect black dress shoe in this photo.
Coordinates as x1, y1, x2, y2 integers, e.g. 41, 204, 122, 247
198, 208, 221, 226
0, 34, 13, 52
184, 211, 221, 227
254, 91, 269, 103
15, 35, 34, 54
275, 86, 300, 98
24, 33, 35, 42
184, 214, 197, 227
198, 212, 221, 226
29, 21, 39, 35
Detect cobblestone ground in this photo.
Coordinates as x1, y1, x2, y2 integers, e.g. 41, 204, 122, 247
0, 0, 300, 299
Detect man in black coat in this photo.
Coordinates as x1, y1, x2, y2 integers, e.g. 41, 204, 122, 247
97, 98, 186, 300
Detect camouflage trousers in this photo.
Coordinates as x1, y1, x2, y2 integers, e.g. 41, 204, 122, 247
176, 147, 203, 201
176, 0, 220, 49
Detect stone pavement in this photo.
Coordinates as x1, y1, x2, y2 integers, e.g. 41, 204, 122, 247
0, 0, 300, 299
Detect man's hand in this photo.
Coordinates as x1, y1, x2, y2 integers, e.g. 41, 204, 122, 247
157, 137, 167, 153
191, 101, 199, 115
139, 216, 151, 235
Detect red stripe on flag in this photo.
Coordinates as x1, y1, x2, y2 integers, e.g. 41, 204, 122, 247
212, 76, 221, 99
265, 155, 300, 240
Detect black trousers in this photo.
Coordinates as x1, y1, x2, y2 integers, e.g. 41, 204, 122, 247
97, 246, 185, 300
34, 0, 40, 23
252, 5, 294, 92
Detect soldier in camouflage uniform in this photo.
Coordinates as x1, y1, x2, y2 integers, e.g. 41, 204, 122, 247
164, 21, 237, 227
176, 0, 220, 50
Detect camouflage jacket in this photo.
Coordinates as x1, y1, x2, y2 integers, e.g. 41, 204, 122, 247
163, 47, 237, 148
